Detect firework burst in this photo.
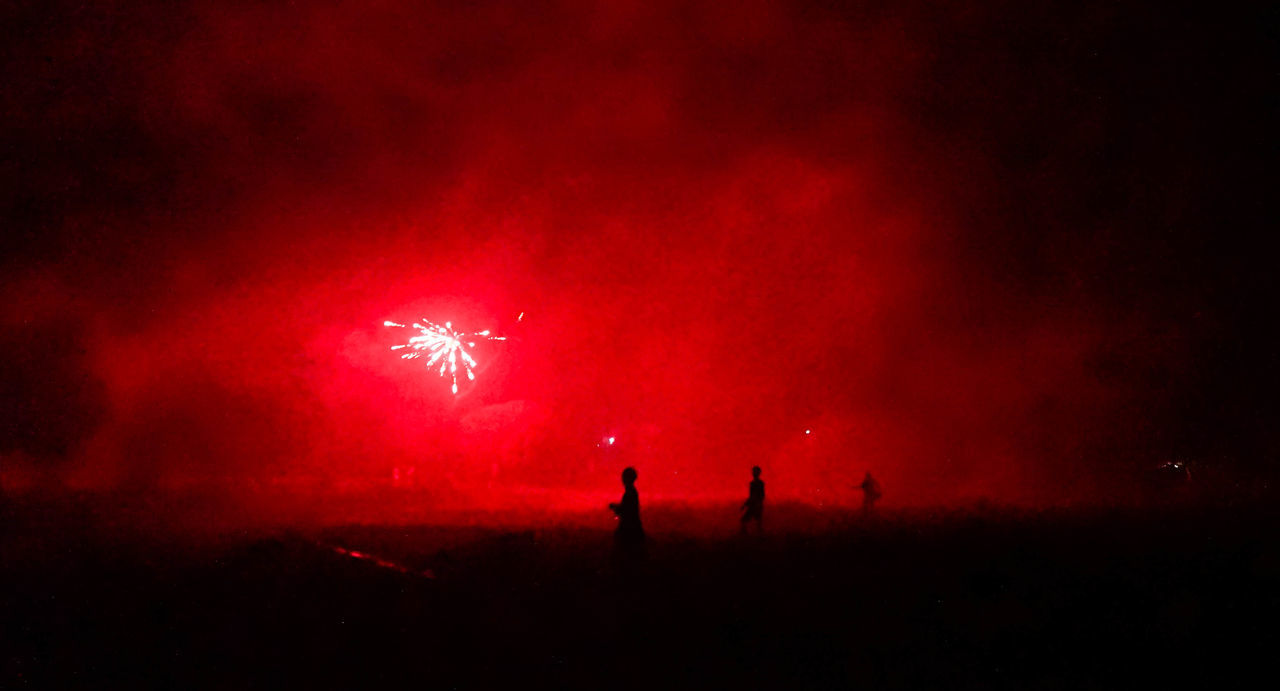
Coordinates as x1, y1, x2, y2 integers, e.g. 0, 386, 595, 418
384, 319, 506, 395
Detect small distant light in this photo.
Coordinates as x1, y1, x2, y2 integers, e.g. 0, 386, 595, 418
608, 436, 616, 445
805, 429, 811, 435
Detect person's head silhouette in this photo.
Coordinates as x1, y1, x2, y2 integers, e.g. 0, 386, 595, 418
752, 465, 762, 479
621, 466, 637, 487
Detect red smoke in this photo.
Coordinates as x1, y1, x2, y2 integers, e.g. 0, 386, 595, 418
7, 0, 1254, 518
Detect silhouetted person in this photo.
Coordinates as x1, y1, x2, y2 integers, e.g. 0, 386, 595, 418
859, 472, 882, 513
609, 466, 645, 547
740, 465, 765, 533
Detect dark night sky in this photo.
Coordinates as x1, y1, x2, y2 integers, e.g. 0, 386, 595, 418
2, 0, 1276, 510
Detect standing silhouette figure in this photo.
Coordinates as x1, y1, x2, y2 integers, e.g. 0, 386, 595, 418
859, 472, 882, 514
740, 465, 765, 533
609, 466, 645, 547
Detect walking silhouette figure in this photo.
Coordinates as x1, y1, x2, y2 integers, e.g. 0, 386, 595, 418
859, 472, 882, 513
740, 465, 765, 534
609, 466, 645, 547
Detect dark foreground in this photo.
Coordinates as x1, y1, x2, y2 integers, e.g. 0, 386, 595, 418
3, 500, 1277, 689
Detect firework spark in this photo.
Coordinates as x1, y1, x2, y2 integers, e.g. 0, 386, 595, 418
384, 319, 506, 394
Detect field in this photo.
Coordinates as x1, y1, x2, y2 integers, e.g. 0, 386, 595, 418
3, 497, 1276, 689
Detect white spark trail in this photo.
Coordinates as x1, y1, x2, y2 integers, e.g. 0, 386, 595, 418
384, 318, 506, 395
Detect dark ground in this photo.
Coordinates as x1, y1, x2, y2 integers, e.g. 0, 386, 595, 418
2, 498, 1277, 689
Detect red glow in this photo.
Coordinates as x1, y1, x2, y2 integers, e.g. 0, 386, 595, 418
328, 545, 434, 578
3, 0, 1241, 525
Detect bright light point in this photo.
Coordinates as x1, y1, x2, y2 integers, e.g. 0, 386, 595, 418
805, 429, 811, 435
517, 312, 524, 322
608, 436, 616, 445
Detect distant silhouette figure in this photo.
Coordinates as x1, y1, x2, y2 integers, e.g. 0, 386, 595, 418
740, 465, 765, 533
859, 472, 882, 513
609, 467, 645, 546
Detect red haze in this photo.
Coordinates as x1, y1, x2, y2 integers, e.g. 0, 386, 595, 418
5, 1, 1271, 521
